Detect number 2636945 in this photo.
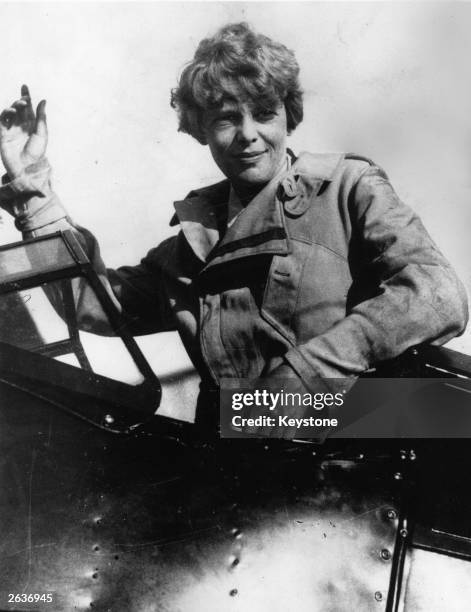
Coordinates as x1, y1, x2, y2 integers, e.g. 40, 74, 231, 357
8, 593, 53, 603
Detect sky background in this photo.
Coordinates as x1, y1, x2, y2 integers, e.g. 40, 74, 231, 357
0, 2, 469, 412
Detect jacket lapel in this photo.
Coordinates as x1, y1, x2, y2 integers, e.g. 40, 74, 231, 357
204, 175, 290, 270
171, 181, 229, 263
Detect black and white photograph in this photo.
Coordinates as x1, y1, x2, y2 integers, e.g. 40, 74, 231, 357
0, 2, 470, 611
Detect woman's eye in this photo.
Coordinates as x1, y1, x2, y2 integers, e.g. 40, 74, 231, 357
255, 110, 277, 121
214, 114, 237, 126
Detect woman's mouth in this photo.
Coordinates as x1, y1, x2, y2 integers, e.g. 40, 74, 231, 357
234, 150, 267, 163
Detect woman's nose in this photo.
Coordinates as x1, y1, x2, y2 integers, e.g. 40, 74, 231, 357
236, 114, 258, 144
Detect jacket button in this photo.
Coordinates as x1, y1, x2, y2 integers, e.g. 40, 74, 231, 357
280, 176, 299, 198
283, 194, 310, 217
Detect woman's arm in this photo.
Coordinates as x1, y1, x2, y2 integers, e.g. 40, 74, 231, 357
282, 163, 469, 394
0, 86, 175, 337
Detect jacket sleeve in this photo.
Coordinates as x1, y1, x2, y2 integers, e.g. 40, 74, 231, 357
283, 163, 469, 393
0, 159, 176, 336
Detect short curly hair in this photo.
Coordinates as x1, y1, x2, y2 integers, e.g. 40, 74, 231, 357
171, 22, 303, 143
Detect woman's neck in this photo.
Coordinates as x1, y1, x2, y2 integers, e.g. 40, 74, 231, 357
231, 182, 267, 207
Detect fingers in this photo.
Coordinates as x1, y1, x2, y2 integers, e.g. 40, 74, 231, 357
0, 104, 30, 131
11, 99, 29, 126
18, 85, 47, 137
0, 84, 36, 131
18, 84, 35, 132
34, 100, 47, 138
20, 84, 35, 124
0, 107, 18, 129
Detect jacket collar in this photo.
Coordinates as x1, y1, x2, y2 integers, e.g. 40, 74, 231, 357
171, 151, 344, 266
171, 180, 229, 263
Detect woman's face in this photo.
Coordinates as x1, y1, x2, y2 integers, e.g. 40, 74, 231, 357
201, 99, 288, 190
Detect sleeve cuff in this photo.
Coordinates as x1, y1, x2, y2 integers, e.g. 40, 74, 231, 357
0, 158, 68, 231
284, 346, 356, 395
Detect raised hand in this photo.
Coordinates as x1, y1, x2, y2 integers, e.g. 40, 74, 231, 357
0, 85, 47, 178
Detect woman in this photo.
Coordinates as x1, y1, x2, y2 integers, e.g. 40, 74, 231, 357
0, 23, 467, 431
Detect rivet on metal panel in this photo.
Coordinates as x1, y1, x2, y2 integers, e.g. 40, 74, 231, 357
394, 472, 403, 480
229, 589, 238, 597
387, 509, 397, 521
380, 549, 391, 561
374, 591, 383, 602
